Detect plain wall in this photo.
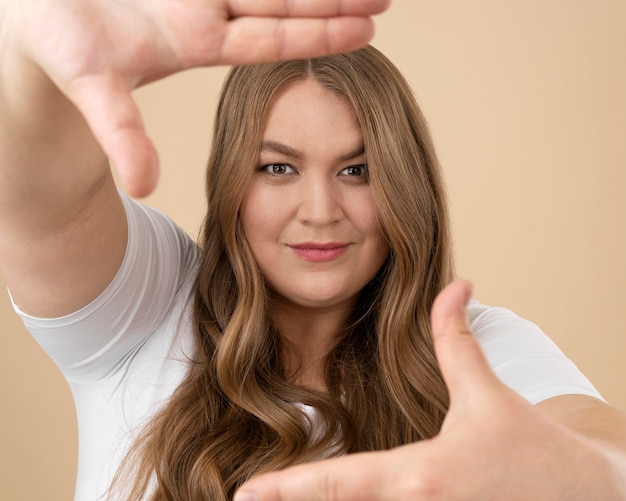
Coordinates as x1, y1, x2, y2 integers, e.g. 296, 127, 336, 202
1, 2, 625, 499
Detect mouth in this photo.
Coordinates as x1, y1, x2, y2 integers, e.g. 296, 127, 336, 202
288, 242, 351, 262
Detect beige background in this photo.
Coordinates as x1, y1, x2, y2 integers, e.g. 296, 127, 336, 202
1, 2, 625, 499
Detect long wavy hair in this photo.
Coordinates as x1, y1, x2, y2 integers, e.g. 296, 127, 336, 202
113, 45, 454, 500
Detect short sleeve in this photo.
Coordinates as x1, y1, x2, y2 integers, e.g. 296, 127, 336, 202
11, 192, 200, 383
468, 301, 604, 405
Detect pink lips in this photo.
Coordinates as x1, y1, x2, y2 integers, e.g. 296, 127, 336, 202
289, 242, 350, 262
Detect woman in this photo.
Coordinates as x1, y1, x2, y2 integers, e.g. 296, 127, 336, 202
114, 46, 457, 498
1, 1, 624, 500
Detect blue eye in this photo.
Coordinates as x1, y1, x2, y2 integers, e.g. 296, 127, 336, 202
261, 163, 294, 175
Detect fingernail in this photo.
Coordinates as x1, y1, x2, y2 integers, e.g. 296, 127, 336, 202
234, 491, 259, 501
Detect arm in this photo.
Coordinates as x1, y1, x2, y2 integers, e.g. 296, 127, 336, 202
234, 281, 626, 501
0, 0, 125, 317
0, 0, 389, 319
537, 394, 626, 466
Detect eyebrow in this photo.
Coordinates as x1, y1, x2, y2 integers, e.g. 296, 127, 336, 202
259, 141, 365, 162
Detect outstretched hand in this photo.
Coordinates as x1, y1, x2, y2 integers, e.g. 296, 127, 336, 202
9, 0, 389, 196
234, 280, 618, 500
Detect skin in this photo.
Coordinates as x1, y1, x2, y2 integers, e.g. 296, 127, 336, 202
0, 0, 389, 318
234, 83, 626, 501
234, 281, 626, 501
2, 0, 626, 499
240, 80, 389, 386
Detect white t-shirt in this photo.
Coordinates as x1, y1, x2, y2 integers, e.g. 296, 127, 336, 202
12, 193, 603, 501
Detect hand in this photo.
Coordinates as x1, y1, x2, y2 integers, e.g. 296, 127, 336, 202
234, 280, 621, 501
7, 0, 390, 196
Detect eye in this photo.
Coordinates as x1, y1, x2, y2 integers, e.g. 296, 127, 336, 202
340, 164, 369, 178
260, 163, 295, 175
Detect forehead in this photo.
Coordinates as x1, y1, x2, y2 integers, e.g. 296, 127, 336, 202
261, 79, 363, 154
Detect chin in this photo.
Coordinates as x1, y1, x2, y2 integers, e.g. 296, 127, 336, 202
287, 289, 359, 310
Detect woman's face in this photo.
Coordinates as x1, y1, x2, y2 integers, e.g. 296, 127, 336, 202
240, 79, 389, 312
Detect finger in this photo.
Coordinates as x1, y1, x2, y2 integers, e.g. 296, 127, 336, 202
234, 451, 392, 501
64, 74, 159, 197
430, 280, 473, 340
218, 17, 376, 64
226, 0, 391, 17
430, 280, 499, 408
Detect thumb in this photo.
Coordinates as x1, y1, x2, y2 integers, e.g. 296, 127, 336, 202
64, 73, 159, 197
431, 280, 499, 411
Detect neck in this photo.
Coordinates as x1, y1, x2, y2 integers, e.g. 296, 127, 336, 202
270, 299, 354, 392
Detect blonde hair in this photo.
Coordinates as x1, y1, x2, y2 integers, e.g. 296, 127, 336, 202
114, 45, 454, 500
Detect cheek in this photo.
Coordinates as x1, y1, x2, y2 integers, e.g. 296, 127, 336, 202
241, 184, 265, 237
370, 233, 390, 276
351, 192, 384, 237
240, 200, 259, 263
240, 186, 284, 253
356, 196, 390, 267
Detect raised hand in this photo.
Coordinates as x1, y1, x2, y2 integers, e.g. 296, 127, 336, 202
5, 0, 390, 196
234, 280, 626, 501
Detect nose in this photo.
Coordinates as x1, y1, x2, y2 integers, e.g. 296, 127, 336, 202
296, 175, 343, 226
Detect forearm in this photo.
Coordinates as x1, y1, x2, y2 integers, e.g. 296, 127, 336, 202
0, 0, 125, 318
577, 432, 626, 499
537, 395, 626, 498
579, 411, 626, 498
0, 5, 108, 222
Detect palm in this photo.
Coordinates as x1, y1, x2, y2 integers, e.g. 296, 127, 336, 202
234, 281, 622, 501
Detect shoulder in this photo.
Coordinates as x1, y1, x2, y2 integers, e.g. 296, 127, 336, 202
467, 300, 604, 404
467, 300, 563, 365
468, 301, 552, 346
15, 193, 201, 383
